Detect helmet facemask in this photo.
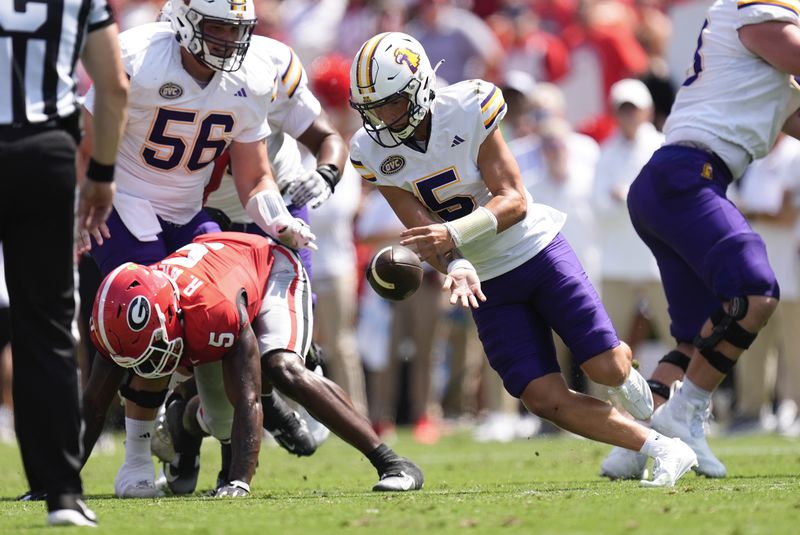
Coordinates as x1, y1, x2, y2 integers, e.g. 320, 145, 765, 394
351, 77, 430, 148
128, 303, 184, 379
171, 0, 256, 73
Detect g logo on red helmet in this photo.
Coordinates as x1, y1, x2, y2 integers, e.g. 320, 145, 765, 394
127, 295, 151, 332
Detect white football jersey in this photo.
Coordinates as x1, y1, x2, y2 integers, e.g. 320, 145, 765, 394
205, 36, 322, 222
84, 23, 275, 224
349, 80, 566, 281
664, 0, 800, 179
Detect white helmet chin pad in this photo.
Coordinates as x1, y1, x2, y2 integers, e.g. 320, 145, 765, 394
349, 32, 440, 147
169, 0, 257, 72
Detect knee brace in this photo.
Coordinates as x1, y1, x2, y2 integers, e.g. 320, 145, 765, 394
119, 373, 168, 409
647, 379, 672, 400
658, 350, 690, 372
693, 296, 756, 374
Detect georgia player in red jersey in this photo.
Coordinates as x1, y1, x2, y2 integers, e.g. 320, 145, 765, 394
91, 232, 307, 497
86, 232, 424, 497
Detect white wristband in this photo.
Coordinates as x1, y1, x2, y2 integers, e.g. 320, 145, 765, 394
443, 206, 497, 248
447, 258, 476, 274
245, 190, 290, 236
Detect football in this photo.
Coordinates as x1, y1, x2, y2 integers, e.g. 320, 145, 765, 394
366, 245, 423, 301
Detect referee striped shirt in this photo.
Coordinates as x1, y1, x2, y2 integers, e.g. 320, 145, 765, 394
0, 0, 113, 126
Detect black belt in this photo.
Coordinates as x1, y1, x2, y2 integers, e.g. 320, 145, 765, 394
0, 113, 80, 142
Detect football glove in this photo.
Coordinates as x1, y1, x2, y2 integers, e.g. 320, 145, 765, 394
287, 169, 332, 209
274, 214, 318, 251
213, 480, 250, 498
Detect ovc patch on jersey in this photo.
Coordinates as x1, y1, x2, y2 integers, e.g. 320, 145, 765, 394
159, 82, 183, 99
380, 155, 406, 175
127, 295, 151, 332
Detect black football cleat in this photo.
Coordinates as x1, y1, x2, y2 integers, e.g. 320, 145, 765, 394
373, 458, 424, 492
263, 393, 317, 457
47, 495, 98, 527
163, 396, 202, 495
17, 489, 47, 501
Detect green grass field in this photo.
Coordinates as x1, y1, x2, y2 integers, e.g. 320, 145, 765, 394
1, 431, 798, 534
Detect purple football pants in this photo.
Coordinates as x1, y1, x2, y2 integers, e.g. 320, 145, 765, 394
627, 145, 779, 344
90, 209, 221, 276
91, 203, 312, 280
471, 234, 620, 398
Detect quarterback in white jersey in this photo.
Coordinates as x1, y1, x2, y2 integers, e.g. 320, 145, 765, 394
604, 0, 800, 482
349, 32, 698, 488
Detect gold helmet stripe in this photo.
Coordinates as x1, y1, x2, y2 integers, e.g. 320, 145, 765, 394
356, 32, 390, 95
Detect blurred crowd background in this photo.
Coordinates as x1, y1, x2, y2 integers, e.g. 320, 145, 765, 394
1, 0, 799, 450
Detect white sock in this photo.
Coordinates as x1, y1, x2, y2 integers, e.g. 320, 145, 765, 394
125, 417, 154, 463
677, 377, 712, 409
639, 429, 669, 457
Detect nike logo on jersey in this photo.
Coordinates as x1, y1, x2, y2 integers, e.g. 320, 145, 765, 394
451, 135, 465, 147
234, 88, 248, 97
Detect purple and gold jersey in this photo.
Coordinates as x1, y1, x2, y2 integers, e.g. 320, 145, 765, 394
664, 0, 800, 178
349, 80, 565, 280
205, 35, 322, 222
84, 22, 276, 224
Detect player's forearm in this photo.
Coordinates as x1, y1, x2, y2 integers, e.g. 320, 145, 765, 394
81, 24, 128, 166
483, 187, 527, 232
298, 115, 348, 172
228, 398, 262, 483
782, 108, 800, 140
90, 90, 127, 166
80, 355, 125, 466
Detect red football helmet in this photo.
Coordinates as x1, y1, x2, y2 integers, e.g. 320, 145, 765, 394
90, 263, 184, 379
310, 53, 351, 109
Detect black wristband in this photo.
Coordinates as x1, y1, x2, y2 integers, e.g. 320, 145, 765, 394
86, 158, 115, 183
316, 163, 340, 193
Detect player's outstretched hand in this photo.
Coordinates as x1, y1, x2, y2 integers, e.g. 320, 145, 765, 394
213, 480, 250, 498
443, 261, 486, 309
76, 221, 111, 255
400, 223, 455, 262
76, 181, 114, 253
288, 169, 332, 209
275, 215, 318, 251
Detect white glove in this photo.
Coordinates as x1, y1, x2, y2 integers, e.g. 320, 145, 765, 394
287, 169, 332, 209
213, 480, 250, 498
273, 214, 318, 251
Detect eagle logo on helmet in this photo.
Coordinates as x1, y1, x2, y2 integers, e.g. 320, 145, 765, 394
394, 48, 420, 74
127, 295, 151, 332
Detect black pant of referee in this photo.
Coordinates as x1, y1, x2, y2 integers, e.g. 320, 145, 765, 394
0, 118, 85, 509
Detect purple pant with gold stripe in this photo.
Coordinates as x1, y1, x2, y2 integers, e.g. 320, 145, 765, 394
627, 145, 779, 344
90, 209, 221, 276
471, 234, 619, 398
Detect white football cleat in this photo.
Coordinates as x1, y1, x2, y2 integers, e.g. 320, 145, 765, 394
47, 499, 98, 527
651, 394, 727, 478
114, 458, 165, 498
373, 458, 424, 492
608, 368, 654, 421
640, 437, 698, 488
151, 405, 176, 464
600, 446, 648, 480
